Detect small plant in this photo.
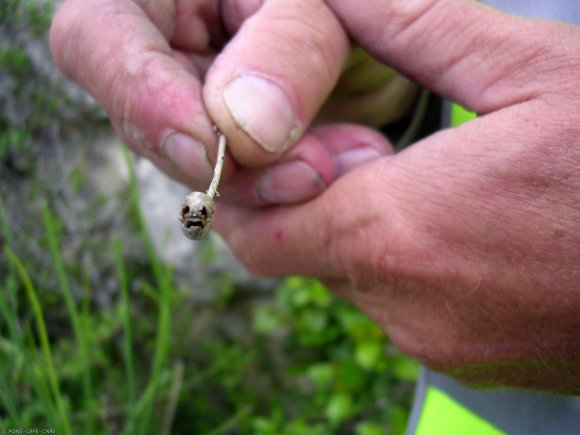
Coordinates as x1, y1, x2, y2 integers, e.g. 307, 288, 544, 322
250, 277, 418, 433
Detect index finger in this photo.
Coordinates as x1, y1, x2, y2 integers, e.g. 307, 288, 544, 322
49, 0, 223, 184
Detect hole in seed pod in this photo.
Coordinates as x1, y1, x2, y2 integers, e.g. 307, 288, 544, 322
181, 206, 190, 215
186, 220, 204, 229
199, 207, 208, 219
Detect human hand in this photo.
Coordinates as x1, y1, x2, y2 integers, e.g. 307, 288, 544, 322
216, 0, 580, 393
49, 0, 417, 206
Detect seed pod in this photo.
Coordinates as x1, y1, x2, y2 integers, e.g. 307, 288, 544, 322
179, 127, 226, 241
179, 191, 216, 240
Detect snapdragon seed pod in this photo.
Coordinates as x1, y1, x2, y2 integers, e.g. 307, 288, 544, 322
179, 127, 226, 240
180, 191, 216, 240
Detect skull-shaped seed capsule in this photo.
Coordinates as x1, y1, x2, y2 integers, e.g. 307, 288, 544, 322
179, 191, 216, 240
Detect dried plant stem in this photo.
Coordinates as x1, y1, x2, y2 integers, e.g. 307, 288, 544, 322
206, 131, 226, 199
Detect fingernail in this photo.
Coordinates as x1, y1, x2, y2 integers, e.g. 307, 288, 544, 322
256, 161, 326, 204
224, 74, 298, 154
333, 147, 382, 176
163, 133, 213, 181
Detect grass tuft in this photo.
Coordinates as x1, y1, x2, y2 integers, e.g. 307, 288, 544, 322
4, 246, 72, 435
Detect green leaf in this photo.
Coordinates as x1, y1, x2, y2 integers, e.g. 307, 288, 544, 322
325, 393, 353, 426
306, 363, 334, 391
356, 421, 387, 435
392, 355, 419, 381
337, 360, 365, 391
355, 340, 383, 370
253, 305, 282, 334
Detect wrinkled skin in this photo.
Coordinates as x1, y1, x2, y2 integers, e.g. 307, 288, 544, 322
50, 0, 413, 206
51, 0, 580, 393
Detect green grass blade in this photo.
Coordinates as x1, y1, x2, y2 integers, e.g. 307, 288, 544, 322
4, 246, 72, 435
0, 358, 23, 425
120, 145, 166, 285
0, 202, 26, 426
121, 146, 172, 379
120, 146, 173, 434
0, 198, 21, 343
160, 360, 184, 435
114, 240, 137, 417
41, 202, 95, 431
20, 328, 60, 428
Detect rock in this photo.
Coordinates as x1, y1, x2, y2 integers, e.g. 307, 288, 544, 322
133, 157, 278, 301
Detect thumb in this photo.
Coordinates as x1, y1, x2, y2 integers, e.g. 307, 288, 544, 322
204, 0, 350, 167
326, 0, 578, 113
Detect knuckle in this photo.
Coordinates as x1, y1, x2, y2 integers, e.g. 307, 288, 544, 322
283, 13, 345, 85
112, 54, 200, 152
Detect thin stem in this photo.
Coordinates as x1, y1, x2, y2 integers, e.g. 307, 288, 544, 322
114, 240, 136, 410
160, 361, 184, 435
42, 203, 94, 429
4, 247, 72, 435
206, 131, 227, 199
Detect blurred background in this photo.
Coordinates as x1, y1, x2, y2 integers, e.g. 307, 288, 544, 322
0, 1, 418, 433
